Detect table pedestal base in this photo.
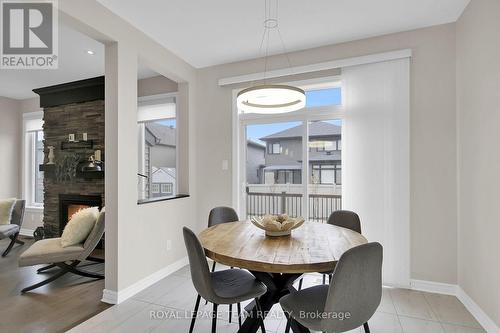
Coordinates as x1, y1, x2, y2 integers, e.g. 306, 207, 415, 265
237, 272, 310, 333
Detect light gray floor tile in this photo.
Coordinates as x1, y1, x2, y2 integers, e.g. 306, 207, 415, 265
390, 288, 438, 320
152, 308, 240, 333
132, 273, 186, 304
108, 303, 174, 333
441, 323, 486, 333
72, 265, 487, 333
377, 287, 397, 314
423, 293, 482, 328
171, 264, 191, 278
399, 316, 445, 333
68, 299, 150, 333
367, 311, 403, 333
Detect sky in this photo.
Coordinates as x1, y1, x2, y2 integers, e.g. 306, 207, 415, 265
247, 88, 342, 144
157, 119, 176, 127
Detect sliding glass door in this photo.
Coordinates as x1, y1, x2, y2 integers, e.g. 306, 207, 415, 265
241, 118, 342, 222
245, 121, 304, 219
308, 119, 342, 222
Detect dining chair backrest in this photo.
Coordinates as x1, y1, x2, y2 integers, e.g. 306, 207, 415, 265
183, 227, 217, 302
322, 242, 383, 332
327, 210, 362, 234
208, 206, 239, 227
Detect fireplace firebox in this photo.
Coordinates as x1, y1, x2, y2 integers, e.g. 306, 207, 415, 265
59, 194, 102, 235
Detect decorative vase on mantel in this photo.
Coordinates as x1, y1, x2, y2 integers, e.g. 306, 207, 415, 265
47, 146, 55, 165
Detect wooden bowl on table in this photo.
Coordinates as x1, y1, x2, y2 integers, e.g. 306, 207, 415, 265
250, 214, 305, 237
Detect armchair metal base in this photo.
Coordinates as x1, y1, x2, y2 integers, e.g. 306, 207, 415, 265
21, 260, 104, 293
2, 232, 25, 257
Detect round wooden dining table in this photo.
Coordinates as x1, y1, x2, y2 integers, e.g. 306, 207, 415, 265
199, 221, 368, 333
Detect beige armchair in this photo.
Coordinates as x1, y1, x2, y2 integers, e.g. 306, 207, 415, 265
18, 211, 105, 293
1, 199, 26, 257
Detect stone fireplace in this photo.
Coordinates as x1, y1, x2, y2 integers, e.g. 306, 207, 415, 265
34, 77, 105, 238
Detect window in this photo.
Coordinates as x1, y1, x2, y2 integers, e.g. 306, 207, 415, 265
23, 112, 44, 208
268, 142, 281, 154
305, 87, 342, 107
137, 95, 177, 201
161, 183, 173, 194
312, 164, 341, 185
238, 81, 343, 222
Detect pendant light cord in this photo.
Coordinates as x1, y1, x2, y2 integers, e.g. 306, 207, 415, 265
252, 0, 294, 86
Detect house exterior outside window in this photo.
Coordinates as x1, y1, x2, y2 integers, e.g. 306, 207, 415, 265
254, 121, 341, 185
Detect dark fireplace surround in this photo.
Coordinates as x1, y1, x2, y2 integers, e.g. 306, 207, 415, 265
34, 77, 105, 238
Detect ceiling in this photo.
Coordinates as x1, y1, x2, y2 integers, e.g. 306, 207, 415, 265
0, 23, 157, 100
97, 0, 470, 68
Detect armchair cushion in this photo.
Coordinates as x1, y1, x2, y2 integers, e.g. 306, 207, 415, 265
61, 207, 99, 248
0, 224, 19, 238
0, 198, 16, 225
19, 238, 84, 267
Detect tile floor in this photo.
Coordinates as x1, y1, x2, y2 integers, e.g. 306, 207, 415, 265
68, 264, 485, 333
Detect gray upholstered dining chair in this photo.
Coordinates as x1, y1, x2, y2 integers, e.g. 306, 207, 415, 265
207, 206, 239, 272
18, 211, 105, 293
206, 206, 240, 322
1, 199, 26, 257
281, 242, 383, 333
183, 227, 267, 333
327, 210, 362, 234
298, 210, 363, 289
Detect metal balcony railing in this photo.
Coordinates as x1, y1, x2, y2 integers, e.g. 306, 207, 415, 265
246, 187, 341, 222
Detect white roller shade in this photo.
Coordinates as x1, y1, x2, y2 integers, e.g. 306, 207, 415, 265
343, 58, 410, 287
23, 112, 43, 131
137, 102, 176, 122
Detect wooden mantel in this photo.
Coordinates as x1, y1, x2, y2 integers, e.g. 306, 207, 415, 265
33, 76, 104, 108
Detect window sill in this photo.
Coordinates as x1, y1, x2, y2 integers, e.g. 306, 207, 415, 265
137, 194, 190, 205
25, 206, 44, 212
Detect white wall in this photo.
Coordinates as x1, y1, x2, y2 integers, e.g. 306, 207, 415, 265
18, 98, 44, 233
196, 23, 458, 285
0, 97, 21, 199
58, 0, 199, 300
456, 0, 500, 327
0, 96, 43, 235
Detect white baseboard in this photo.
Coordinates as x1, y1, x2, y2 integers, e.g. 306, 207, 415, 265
19, 228, 35, 237
101, 256, 188, 305
457, 287, 500, 333
410, 279, 458, 295
411, 279, 499, 333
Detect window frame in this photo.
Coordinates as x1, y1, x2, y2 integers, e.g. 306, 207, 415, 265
234, 76, 345, 219
137, 92, 179, 202
268, 142, 281, 155
22, 112, 44, 210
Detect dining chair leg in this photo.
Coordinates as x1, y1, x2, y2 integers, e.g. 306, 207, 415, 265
212, 303, 218, 333
229, 304, 232, 323
363, 322, 370, 333
322, 274, 326, 284
328, 274, 331, 284
254, 297, 266, 333
284, 311, 291, 333
237, 302, 242, 328
205, 261, 217, 305
189, 294, 201, 333
298, 278, 303, 290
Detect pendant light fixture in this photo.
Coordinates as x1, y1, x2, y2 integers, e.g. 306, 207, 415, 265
237, 0, 306, 114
